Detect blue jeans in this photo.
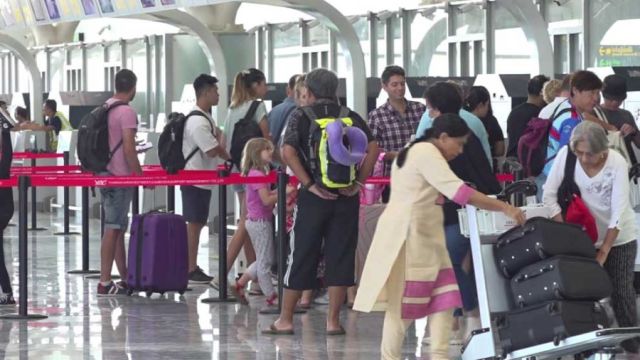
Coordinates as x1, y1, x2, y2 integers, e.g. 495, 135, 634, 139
445, 223, 478, 311
535, 173, 547, 202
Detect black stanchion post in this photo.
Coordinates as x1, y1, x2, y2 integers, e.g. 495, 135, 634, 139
202, 166, 236, 304
68, 187, 100, 275
1, 176, 47, 320
29, 158, 46, 231
132, 187, 140, 215
55, 151, 79, 236
167, 186, 175, 212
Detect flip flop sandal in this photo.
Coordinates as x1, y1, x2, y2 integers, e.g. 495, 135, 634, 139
326, 326, 346, 336
230, 283, 249, 305
262, 324, 294, 335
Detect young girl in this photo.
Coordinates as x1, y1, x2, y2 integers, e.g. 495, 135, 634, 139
232, 138, 284, 306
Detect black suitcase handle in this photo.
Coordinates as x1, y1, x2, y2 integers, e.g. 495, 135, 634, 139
513, 264, 555, 283
497, 180, 538, 202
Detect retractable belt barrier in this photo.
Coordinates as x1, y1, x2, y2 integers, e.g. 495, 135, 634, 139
0, 165, 391, 320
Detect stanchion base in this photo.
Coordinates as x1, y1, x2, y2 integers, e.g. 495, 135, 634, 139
258, 307, 306, 315
28, 227, 48, 231
67, 270, 100, 275
201, 297, 238, 304
0, 313, 48, 320
7, 223, 16, 227
54, 232, 81, 236
84, 274, 120, 280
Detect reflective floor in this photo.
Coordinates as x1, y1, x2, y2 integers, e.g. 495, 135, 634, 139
1, 212, 640, 359
0, 211, 439, 360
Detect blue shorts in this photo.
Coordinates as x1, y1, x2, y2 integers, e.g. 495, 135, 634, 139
100, 187, 134, 230
181, 186, 212, 224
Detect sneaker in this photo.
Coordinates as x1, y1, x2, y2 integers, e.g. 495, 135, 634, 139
189, 267, 213, 284
248, 281, 263, 296
0, 293, 15, 305
97, 282, 127, 297
314, 290, 330, 305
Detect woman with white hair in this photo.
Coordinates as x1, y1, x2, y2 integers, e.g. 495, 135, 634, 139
543, 121, 639, 353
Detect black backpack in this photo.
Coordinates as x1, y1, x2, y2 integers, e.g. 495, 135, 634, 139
77, 101, 126, 173
158, 110, 207, 174
230, 100, 263, 169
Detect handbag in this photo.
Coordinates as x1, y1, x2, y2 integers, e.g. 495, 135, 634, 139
557, 149, 598, 243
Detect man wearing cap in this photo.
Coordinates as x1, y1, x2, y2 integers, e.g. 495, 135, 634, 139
599, 74, 640, 148
263, 68, 379, 336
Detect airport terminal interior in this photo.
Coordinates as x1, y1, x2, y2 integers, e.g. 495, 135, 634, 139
3, 0, 640, 359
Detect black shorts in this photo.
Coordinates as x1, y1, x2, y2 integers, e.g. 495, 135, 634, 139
180, 186, 212, 224
283, 190, 359, 290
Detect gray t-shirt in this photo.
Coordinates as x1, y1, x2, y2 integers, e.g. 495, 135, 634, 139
600, 107, 637, 132
222, 100, 267, 154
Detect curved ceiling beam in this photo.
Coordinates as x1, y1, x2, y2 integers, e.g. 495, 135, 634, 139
0, 33, 43, 124
249, 0, 367, 115
149, 10, 229, 121
411, 16, 447, 76
496, 0, 554, 77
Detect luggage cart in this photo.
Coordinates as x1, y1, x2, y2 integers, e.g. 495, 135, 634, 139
461, 205, 640, 360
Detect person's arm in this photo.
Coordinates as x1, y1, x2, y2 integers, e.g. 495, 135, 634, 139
619, 113, 640, 148
258, 116, 271, 141
542, 147, 568, 222
282, 144, 337, 200
597, 156, 632, 264
494, 141, 506, 157
257, 187, 278, 206
122, 128, 143, 175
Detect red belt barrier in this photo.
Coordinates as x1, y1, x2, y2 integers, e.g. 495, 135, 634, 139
12, 152, 65, 159
496, 173, 515, 183
0, 178, 17, 188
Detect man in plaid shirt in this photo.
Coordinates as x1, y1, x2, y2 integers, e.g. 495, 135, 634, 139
368, 65, 426, 180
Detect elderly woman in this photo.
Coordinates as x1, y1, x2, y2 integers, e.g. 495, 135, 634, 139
543, 121, 639, 353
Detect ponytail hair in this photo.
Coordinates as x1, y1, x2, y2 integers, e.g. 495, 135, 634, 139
230, 68, 266, 108
396, 113, 470, 168
463, 86, 490, 113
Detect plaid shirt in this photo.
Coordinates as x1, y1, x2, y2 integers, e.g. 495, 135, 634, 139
368, 100, 426, 175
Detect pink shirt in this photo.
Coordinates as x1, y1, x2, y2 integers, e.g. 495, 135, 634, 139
105, 98, 138, 176
246, 169, 274, 221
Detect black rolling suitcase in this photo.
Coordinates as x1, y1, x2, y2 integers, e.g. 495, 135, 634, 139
497, 301, 609, 354
510, 256, 612, 307
494, 217, 596, 278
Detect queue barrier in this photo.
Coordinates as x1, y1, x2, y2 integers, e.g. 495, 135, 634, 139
0, 165, 394, 321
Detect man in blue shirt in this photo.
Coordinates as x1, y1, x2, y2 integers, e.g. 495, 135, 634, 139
268, 75, 299, 149
416, 83, 492, 167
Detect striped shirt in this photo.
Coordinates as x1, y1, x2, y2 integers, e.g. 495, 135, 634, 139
368, 100, 425, 175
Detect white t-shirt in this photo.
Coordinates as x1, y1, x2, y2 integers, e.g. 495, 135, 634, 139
539, 96, 570, 119
543, 146, 637, 248
222, 100, 267, 154
183, 105, 220, 190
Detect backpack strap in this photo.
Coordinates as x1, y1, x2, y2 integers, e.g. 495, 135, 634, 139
105, 101, 129, 158
301, 106, 320, 175
564, 148, 577, 185
242, 100, 263, 124
184, 110, 213, 165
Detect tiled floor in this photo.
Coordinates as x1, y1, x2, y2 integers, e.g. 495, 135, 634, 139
0, 211, 639, 359
0, 212, 439, 360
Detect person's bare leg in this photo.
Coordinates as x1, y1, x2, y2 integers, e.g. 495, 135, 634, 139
114, 231, 127, 280
187, 222, 205, 272
100, 229, 122, 283
273, 289, 302, 330
347, 286, 356, 306
327, 286, 346, 332
300, 290, 314, 306
226, 191, 250, 273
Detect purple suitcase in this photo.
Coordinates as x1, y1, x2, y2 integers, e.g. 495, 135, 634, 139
127, 212, 188, 295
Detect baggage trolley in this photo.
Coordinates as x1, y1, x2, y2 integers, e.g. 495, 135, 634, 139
461, 205, 640, 360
